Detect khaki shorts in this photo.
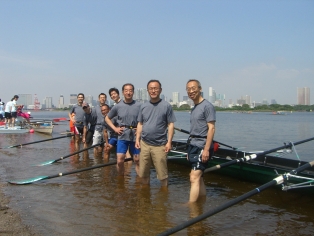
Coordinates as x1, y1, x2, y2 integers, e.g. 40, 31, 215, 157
139, 140, 168, 180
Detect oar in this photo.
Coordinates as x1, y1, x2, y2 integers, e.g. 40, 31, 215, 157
158, 159, 314, 236
204, 136, 314, 173
8, 157, 133, 185
174, 127, 237, 150
0, 134, 74, 149
37, 142, 104, 166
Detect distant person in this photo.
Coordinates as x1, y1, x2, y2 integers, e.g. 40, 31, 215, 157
17, 105, 31, 124
69, 112, 76, 139
0, 102, 5, 122
135, 80, 176, 187
186, 79, 216, 202
92, 93, 107, 157
11, 95, 19, 127
105, 83, 141, 176
69, 93, 85, 149
4, 100, 13, 128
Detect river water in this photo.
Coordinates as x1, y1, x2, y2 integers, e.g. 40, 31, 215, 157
0, 111, 313, 235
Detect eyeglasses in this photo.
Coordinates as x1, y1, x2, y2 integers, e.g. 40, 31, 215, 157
148, 87, 160, 92
83, 106, 89, 109
186, 86, 198, 92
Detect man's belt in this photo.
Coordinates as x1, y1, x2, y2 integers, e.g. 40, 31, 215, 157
120, 125, 135, 129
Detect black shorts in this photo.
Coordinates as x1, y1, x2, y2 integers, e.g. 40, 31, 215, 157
11, 112, 17, 118
187, 144, 214, 172
75, 126, 84, 135
85, 130, 95, 144
5, 112, 12, 119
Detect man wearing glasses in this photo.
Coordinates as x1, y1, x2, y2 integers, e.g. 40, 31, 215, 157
186, 79, 216, 202
136, 80, 176, 187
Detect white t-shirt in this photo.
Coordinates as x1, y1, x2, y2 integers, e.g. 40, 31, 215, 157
5, 101, 12, 113
11, 100, 17, 112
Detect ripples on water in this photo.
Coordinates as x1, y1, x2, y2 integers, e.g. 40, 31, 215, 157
0, 111, 313, 235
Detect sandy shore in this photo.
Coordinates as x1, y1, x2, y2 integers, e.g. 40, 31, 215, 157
0, 183, 39, 236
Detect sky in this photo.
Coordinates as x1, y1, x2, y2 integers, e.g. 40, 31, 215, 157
0, 0, 313, 105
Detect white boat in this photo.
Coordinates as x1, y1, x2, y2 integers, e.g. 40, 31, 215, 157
30, 121, 54, 134
0, 126, 29, 134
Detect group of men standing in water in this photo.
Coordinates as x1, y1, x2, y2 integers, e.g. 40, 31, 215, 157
69, 79, 216, 202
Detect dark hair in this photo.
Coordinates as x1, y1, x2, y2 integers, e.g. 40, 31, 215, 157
77, 93, 85, 98
101, 104, 110, 110
98, 93, 107, 99
14, 95, 19, 99
109, 88, 119, 96
147, 80, 162, 89
186, 79, 202, 89
122, 83, 134, 92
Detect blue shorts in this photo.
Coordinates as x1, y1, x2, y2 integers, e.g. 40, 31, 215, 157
108, 137, 118, 146
117, 140, 140, 155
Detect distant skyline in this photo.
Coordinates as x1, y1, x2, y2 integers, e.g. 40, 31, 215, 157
1, 1, 313, 105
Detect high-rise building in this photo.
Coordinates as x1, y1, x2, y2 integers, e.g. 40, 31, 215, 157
135, 88, 149, 102
297, 87, 310, 105
43, 97, 53, 109
85, 95, 93, 105
59, 95, 64, 108
18, 94, 33, 107
270, 99, 277, 105
70, 94, 77, 105
209, 87, 214, 103
172, 92, 180, 105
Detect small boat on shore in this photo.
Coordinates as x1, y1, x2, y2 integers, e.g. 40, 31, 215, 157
169, 140, 314, 193
29, 121, 54, 135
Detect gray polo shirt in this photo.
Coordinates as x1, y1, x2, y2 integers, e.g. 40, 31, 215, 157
138, 99, 176, 146
84, 108, 98, 131
94, 105, 104, 132
107, 100, 141, 141
190, 99, 216, 148
70, 104, 85, 128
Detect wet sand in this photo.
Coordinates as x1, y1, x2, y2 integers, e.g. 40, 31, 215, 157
0, 183, 38, 236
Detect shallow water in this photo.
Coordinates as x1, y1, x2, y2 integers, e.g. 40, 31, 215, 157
0, 111, 313, 235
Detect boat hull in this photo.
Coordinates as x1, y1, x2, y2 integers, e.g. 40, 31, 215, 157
169, 141, 314, 192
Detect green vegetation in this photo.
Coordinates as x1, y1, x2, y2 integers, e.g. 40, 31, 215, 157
172, 104, 314, 112
215, 104, 314, 112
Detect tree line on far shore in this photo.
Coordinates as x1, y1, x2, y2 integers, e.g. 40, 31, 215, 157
172, 104, 314, 112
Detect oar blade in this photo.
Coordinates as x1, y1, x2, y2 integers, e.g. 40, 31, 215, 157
8, 176, 48, 185
35, 160, 56, 166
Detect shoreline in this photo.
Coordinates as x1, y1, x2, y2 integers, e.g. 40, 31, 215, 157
0, 182, 39, 235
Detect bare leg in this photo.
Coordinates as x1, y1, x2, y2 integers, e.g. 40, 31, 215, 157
116, 153, 126, 176
103, 145, 113, 162
160, 178, 168, 187
133, 154, 140, 176
189, 170, 204, 202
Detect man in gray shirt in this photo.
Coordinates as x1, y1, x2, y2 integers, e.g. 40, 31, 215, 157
186, 79, 216, 202
136, 80, 176, 187
69, 93, 85, 150
93, 93, 107, 157
105, 83, 141, 176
